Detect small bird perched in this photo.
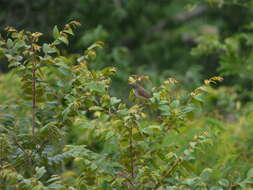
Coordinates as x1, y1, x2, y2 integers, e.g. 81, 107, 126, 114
129, 82, 151, 100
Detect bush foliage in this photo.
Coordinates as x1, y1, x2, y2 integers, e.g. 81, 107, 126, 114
2, 0, 253, 93
0, 21, 253, 190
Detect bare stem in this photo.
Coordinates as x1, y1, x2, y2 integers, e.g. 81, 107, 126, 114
154, 158, 181, 189
129, 124, 134, 181
32, 56, 36, 138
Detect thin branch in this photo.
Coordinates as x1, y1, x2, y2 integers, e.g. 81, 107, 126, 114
146, 4, 208, 39
12, 135, 32, 167
173, 4, 208, 22
32, 55, 36, 138
0, 140, 3, 166
37, 67, 62, 104
154, 158, 182, 189
114, 171, 135, 190
129, 124, 134, 180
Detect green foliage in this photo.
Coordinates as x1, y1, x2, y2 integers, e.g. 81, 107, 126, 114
2, 0, 253, 102
190, 1, 253, 101
0, 22, 253, 190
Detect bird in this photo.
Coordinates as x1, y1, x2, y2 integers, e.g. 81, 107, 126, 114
129, 82, 151, 100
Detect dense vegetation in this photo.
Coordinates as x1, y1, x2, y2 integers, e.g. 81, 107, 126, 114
2, 0, 253, 91
1, 0, 253, 189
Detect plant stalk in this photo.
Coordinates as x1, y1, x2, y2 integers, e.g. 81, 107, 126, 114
154, 158, 181, 189
129, 124, 134, 181
32, 56, 36, 138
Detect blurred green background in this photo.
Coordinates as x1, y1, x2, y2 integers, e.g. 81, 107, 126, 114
2, 0, 253, 95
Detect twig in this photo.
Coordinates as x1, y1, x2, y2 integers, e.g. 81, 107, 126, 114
32, 55, 36, 139
12, 135, 32, 168
173, 4, 208, 22
154, 158, 181, 189
129, 124, 134, 180
37, 67, 62, 104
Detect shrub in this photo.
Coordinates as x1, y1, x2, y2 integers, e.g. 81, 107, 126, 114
0, 22, 252, 190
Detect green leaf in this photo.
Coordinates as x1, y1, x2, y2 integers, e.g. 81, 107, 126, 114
210, 186, 224, 190
158, 104, 170, 115
34, 167, 46, 179
58, 36, 69, 45
204, 117, 225, 130
47, 183, 64, 189
110, 97, 121, 105
89, 106, 103, 111
183, 177, 198, 186
88, 41, 105, 50
86, 82, 106, 93
43, 43, 57, 54
8, 61, 21, 68
64, 27, 74, 35
14, 40, 26, 49
247, 168, 253, 178
170, 100, 180, 108
85, 49, 96, 60
218, 179, 230, 187
7, 39, 13, 48
149, 125, 162, 131
200, 168, 213, 181
53, 25, 60, 39
55, 61, 69, 69
193, 93, 205, 103
62, 106, 71, 121
182, 105, 195, 113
